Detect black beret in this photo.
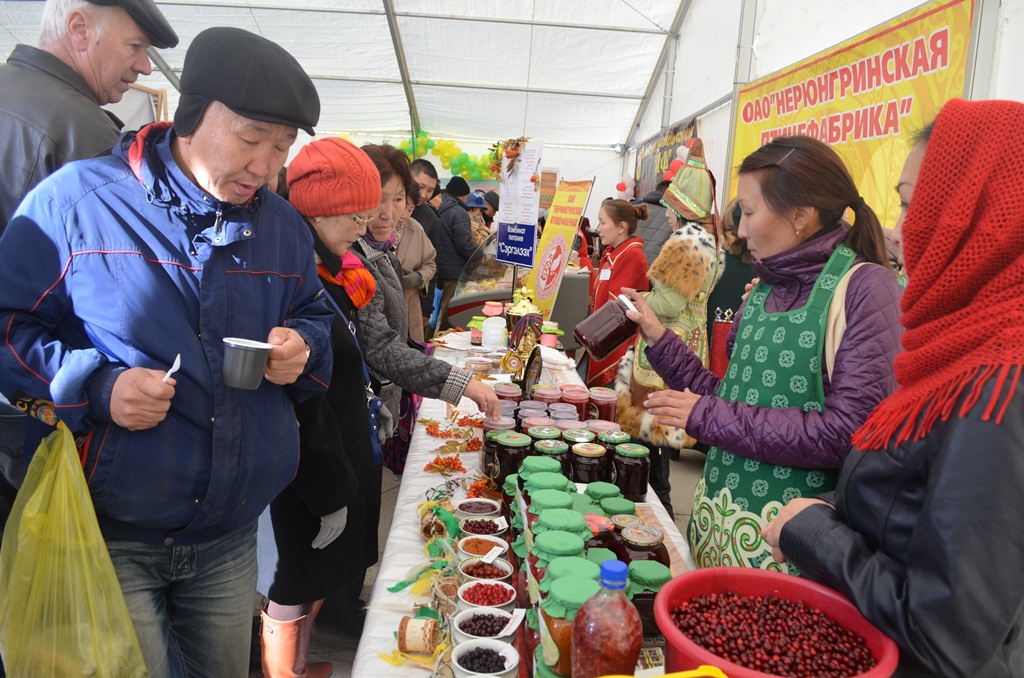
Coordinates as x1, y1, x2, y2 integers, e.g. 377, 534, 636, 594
173, 27, 320, 137
85, 0, 178, 49
445, 176, 470, 197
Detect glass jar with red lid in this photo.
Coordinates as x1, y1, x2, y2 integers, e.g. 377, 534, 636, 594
494, 382, 523, 404
534, 439, 571, 477
619, 525, 671, 568
548, 402, 577, 416
612, 442, 650, 502
587, 386, 618, 422
586, 419, 621, 436
570, 442, 608, 484
560, 387, 591, 421
495, 431, 532, 488
554, 419, 583, 433
533, 387, 563, 405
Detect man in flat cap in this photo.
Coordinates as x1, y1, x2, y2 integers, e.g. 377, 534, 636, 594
0, 0, 178, 232
0, 27, 331, 677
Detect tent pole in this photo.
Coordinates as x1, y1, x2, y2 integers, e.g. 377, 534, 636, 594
382, 0, 420, 136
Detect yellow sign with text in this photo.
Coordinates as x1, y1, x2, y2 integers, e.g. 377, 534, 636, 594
525, 180, 593, 319
729, 0, 973, 227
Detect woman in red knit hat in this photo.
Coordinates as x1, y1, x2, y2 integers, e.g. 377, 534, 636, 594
256, 136, 382, 678
764, 98, 1024, 677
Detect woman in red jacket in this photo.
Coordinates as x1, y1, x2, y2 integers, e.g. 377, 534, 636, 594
584, 199, 649, 386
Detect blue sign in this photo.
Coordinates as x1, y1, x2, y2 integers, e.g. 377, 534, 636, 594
495, 222, 537, 268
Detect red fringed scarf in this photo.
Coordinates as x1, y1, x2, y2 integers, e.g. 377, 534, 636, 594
853, 99, 1024, 450
317, 251, 376, 309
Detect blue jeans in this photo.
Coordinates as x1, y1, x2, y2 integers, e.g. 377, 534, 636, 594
106, 521, 258, 678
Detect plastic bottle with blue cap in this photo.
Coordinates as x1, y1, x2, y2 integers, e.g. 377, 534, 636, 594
571, 559, 643, 677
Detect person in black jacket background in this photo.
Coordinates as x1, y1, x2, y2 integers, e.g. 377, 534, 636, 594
763, 98, 1024, 677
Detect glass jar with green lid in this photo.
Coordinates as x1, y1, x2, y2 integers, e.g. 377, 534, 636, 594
539, 575, 602, 676
611, 442, 650, 502
524, 471, 575, 499
528, 425, 561, 442
495, 431, 531, 489
586, 547, 618, 567
561, 428, 595, 446
584, 481, 621, 502
501, 473, 519, 524
527, 530, 587, 605
597, 429, 631, 458
534, 439, 571, 477
571, 492, 600, 516
483, 416, 516, 481
600, 496, 636, 517
570, 442, 608, 484
534, 508, 591, 544
627, 560, 673, 637
526, 489, 574, 537
539, 555, 601, 598
520, 455, 563, 481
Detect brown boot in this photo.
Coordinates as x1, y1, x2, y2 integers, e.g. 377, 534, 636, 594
261, 600, 334, 678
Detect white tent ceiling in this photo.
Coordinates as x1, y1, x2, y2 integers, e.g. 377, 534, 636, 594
0, 0, 686, 148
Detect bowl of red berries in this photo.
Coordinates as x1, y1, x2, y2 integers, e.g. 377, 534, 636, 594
458, 556, 513, 585
459, 517, 508, 540
457, 580, 517, 614
654, 568, 899, 678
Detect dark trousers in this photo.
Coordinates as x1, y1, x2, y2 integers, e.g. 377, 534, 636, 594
631, 436, 674, 519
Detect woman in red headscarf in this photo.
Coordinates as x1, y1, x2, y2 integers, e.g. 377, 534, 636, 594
763, 98, 1024, 677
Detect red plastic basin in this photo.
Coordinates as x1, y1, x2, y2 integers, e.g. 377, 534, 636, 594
654, 567, 899, 678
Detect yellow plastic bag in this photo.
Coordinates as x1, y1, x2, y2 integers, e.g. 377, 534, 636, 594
0, 422, 146, 677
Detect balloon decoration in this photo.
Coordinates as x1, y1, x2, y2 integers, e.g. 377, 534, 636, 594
663, 138, 697, 182
615, 175, 636, 200
397, 130, 498, 182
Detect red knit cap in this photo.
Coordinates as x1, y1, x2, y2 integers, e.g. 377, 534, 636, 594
288, 138, 382, 217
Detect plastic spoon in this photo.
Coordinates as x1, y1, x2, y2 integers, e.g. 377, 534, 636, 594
162, 354, 181, 383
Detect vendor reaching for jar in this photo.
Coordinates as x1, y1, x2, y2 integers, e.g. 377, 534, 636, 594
621, 135, 901, 573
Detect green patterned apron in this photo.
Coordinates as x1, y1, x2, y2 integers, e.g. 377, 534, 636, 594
687, 244, 856, 573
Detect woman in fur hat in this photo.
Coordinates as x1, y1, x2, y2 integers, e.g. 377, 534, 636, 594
614, 139, 723, 514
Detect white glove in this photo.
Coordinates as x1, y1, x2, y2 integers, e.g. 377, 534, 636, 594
378, 401, 394, 444
311, 506, 348, 549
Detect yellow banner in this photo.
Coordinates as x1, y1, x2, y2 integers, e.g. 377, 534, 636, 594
729, 0, 974, 227
525, 179, 593, 319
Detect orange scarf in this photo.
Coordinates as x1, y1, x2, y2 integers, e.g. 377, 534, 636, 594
853, 99, 1024, 450
317, 251, 376, 309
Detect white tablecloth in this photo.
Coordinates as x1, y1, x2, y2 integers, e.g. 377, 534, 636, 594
351, 344, 695, 675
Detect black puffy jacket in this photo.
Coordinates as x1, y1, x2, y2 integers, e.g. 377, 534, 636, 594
782, 378, 1024, 677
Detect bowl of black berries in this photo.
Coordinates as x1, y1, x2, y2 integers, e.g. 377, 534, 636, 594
451, 637, 519, 677
654, 568, 899, 678
451, 608, 516, 645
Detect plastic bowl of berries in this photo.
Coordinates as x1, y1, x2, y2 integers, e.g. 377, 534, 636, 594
457, 580, 517, 614
654, 568, 899, 677
451, 608, 516, 645
451, 637, 520, 678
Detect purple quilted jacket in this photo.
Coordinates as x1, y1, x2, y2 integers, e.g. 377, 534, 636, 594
646, 226, 901, 469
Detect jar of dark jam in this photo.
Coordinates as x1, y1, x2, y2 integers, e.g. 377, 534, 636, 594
573, 294, 638, 362
561, 428, 595, 447
483, 416, 516, 480
597, 430, 631, 459
609, 514, 644, 560
626, 560, 672, 638
529, 425, 562, 448
533, 387, 563, 406
584, 513, 616, 551
612, 443, 650, 502
570, 442, 609, 484
534, 439, 571, 477
495, 431, 532, 489
519, 456, 563, 483
522, 416, 556, 434
501, 473, 519, 526
560, 387, 591, 421
619, 525, 671, 568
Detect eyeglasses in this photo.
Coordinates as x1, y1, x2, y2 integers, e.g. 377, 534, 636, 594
350, 213, 375, 228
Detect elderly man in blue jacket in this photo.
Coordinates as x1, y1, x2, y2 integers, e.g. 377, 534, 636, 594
0, 27, 333, 677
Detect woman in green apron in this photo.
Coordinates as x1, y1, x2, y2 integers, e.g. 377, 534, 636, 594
622, 136, 902, 573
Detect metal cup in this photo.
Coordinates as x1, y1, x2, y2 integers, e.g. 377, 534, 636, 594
222, 338, 273, 390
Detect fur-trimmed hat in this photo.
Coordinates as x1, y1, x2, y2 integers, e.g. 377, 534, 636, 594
661, 138, 716, 225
